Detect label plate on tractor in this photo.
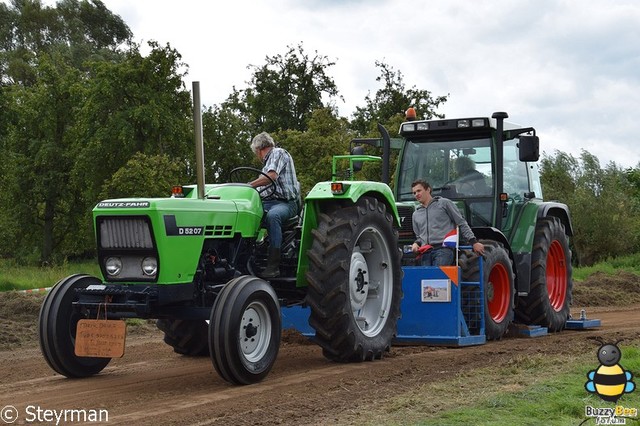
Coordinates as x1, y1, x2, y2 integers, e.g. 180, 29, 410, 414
75, 319, 127, 358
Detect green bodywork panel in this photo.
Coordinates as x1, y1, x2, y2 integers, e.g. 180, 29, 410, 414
93, 184, 263, 285
506, 200, 540, 253
295, 179, 400, 287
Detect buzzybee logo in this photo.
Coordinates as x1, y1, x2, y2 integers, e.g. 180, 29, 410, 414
585, 339, 635, 403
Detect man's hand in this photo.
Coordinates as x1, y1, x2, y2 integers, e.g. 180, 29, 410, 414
411, 242, 420, 253
473, 242, 485, 256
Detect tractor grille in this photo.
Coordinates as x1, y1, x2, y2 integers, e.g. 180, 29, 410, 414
396, 205, 415, 240
99, 217, 154, 249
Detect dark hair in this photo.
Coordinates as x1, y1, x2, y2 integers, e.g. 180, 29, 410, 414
411, 179, 431, 190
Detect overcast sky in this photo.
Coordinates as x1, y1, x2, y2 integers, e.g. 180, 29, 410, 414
40, 0, 640, 168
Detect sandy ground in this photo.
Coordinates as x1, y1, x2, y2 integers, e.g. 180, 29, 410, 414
1, 303, 638, 425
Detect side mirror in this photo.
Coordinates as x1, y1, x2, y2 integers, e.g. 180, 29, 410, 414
351, 145, 365, 172
518, 135, 539, 162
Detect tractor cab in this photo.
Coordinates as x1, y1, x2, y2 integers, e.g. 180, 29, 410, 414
393, 112, 542, 243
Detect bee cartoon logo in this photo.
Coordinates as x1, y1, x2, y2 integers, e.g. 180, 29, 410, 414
585, 339, 635, 403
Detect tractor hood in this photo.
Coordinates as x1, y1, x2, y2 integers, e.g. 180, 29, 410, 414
92, 183, 264, 284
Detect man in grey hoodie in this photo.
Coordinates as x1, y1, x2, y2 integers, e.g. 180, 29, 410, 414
410, 179, 485, 266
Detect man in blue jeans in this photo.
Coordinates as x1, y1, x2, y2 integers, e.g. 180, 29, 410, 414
249, 132, 301, 278
410, 179, 484, 266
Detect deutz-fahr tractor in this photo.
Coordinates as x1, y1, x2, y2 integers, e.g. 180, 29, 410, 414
39, 83, 404, 385
353, 109, 573, 341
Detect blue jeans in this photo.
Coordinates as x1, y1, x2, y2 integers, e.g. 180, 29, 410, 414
262, 200, 298, 249
420, 247, 455, 266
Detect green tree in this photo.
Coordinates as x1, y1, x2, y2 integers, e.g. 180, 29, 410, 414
72, 41, 193, 202
100, 153, 185, 199
201, 103, 253, 183
276, 108, 351, 196
225, 43, 341, 134
541, 150, 640, 265
64, 41, 193, 258
350, 60, 448, 135
0, 0, 131, 85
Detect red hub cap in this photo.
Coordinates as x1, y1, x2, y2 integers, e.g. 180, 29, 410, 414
546, 240, 567, 311
487, 263, 510, 322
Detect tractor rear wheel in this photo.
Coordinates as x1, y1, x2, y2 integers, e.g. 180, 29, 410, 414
305, 196, 403, 362
39, 274, 111, 378
516, 217, 572, 331
209, 275, 281, 385
459, 241, 515, 340
157, 319, 209, 356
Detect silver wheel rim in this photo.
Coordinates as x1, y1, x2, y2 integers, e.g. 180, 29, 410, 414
349, 226, 393, 337
239, 300, 272, 363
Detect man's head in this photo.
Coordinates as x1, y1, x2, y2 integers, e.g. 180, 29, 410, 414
411, 179, 432, 205
250, 132, 275, 158
455, 156, 476, 176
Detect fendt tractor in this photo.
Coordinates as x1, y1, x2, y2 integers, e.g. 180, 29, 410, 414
39, 83, 573, 385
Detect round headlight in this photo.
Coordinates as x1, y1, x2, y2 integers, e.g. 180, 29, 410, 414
105, 257, 122, 276
141, 257, 158, 276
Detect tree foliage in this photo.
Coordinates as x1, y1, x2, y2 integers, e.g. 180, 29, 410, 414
100, 153, 186, 199
350, 60, 448, 135
0, 0, 191, 263
225, 43, 341, 134
541, 151, 640, 265
276, 108, 351, 196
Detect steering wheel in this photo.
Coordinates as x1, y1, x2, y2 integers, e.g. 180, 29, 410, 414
229, 167, 277, 198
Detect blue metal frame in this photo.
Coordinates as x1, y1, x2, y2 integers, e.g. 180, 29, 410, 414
394, 249, 486, 346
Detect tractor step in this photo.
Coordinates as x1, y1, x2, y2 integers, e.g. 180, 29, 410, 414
509, 323, 548, 338
565, 318, 602, 329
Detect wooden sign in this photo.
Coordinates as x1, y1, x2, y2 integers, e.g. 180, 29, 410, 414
75, 319, 127, 358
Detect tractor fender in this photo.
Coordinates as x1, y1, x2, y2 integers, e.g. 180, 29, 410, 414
295, 181, 400, 287
537, 202, 574, 236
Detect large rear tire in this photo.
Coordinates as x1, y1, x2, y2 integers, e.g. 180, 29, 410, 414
459, 241, 515, 340
305, 197, 403, 362
209, 275, 281, 385
157, 319, 209, 356
516, 217, 573, 331
38, 274, 111, 378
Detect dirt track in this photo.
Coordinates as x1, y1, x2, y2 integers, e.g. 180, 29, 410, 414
1, 305, 639, 425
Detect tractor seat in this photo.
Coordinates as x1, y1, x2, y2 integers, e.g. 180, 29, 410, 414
283, 194, 303, 230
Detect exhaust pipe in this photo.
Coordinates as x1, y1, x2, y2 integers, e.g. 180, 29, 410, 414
193, 81, 205, 199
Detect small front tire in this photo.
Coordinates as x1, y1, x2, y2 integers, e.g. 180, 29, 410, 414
38, 274, 111, 378
209, 275, 281, 385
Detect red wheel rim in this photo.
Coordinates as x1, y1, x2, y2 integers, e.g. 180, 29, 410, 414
487, 262, 510, 322
546, 240, 567, 311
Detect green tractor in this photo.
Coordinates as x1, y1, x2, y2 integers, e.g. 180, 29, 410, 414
353, 109, 573, 341
38, 84, 404, 385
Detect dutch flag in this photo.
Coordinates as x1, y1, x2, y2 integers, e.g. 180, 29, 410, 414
443, 227, 458, 248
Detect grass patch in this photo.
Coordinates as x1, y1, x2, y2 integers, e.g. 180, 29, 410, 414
352, 343, 640, 426
0, 259, 100, 291
574, 253, 640, 281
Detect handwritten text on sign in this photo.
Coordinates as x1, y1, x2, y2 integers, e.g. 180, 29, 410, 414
75, 319, 127, 358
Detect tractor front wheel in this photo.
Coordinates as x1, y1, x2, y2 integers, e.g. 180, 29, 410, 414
39, 274, 111, 378
516, 217, 572, 331
209, 275, 281, 385
305, 196, 403, 362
